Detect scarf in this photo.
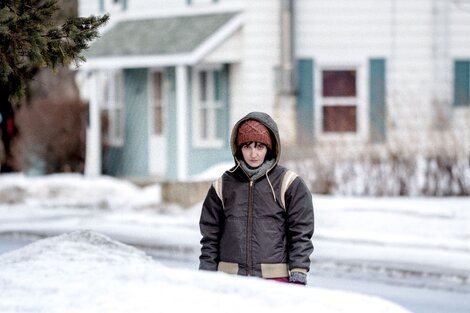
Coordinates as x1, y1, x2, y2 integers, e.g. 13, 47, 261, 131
240, 159, 275, 181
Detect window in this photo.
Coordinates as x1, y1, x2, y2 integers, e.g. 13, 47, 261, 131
193, 67, 223, 147
187, 0, 219, 6
101, 0, 127, 12
152, 71, 165, 135
454, 60, 470, 107
100, 70, 125, 146
321, 69, 357, 133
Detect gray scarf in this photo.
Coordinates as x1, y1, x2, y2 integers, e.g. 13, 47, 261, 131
240, 159, 275, 181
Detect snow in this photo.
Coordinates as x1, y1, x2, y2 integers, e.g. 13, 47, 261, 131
1, 172, 469, 312
190, 161, 233, 181
285, 155, 470, 196
0, 230, 412, 313
0, 173, 163, 210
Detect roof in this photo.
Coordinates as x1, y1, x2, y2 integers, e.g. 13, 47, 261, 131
82, 12, 242, 69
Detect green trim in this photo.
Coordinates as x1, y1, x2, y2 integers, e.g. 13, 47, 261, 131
369, 58, 387, 143
166, 67, 178, 180
103, 69, 149, 177
188, 64, 232, 177
296, 59, 315, 142
454, 60, 470, 107
215, 68, 225, 137
123, 68, 149, 176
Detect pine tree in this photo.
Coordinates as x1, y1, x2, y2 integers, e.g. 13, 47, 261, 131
0, 0, 108, 172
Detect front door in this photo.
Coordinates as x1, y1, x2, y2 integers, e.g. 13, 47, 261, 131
149, 70, 167, 178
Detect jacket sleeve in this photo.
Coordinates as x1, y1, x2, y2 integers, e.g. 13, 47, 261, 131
285, 177, 314, 272
199, 185, 224, 271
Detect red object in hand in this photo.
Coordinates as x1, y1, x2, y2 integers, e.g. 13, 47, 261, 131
7, 118, 14, 135
266, 277, 289, 283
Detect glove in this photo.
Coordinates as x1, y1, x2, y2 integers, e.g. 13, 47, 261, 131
289, 271, 307, 285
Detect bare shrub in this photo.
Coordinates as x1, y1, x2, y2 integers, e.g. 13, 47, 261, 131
285, 153, 470, 196
15, 98, 87, 174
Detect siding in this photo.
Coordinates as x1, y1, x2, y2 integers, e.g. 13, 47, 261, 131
188, 65, 232, 177
449, 2, 470, 56
295, 0, 438, 152
78, 0, 470, 162
123, 68, 149, 176
296, 0, 393, 58
297, 59, 315, 142
82, 0, 244, 15
166, 67, 178, 180
231, 0, 280, 121
78, 0, 100, 16
369, 58, 387, 143
104, 69, 149, 177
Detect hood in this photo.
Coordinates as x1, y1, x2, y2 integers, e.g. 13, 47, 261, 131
230, 112, 281, 165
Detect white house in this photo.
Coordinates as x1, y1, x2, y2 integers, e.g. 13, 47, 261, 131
77, 0, 470, 181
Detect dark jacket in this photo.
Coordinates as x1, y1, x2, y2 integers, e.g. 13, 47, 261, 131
199, 112, 314, 278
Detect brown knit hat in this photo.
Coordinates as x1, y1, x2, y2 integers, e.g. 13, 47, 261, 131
237, 119, 272, 150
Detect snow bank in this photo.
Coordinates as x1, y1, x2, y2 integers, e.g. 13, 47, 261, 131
0, 231, 412, 313
0, 173, 162, 210
190, 161, 233, 181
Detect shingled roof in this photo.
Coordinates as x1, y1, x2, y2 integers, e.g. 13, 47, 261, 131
85, 13, 238, 58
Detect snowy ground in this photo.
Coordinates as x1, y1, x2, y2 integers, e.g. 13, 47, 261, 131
0, 173, 469, 312
0, 230, 413, 313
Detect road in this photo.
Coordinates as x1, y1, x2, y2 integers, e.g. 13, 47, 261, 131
1, 236, 469, 313
146, 249, 470, 313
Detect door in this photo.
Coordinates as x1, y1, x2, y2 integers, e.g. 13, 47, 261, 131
149, 70, 167, 178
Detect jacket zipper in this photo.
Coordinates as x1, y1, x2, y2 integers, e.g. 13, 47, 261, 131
246, 180, 254, 276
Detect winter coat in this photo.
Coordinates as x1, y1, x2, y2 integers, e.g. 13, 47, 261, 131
199, 112, 314, 278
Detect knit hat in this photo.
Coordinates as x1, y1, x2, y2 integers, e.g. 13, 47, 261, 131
237, 119, 272, 150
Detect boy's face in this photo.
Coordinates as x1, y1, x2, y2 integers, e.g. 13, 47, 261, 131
241, 142, 267, 168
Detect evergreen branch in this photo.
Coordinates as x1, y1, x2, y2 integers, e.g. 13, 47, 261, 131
0, 0, 109, 107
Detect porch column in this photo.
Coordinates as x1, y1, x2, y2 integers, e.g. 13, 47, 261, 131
85, 71, 102, 176
176, 65, 188, 180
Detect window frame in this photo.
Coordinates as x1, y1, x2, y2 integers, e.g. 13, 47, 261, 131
100, 69, 125, 147
315, 64, 366, 139
192, 64, 224, 149
150, 69, 166, 136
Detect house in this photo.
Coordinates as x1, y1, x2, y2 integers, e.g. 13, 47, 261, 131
77, 0, 470, 182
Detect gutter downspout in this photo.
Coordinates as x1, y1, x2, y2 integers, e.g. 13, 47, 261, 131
280, 0, 296, 96
431, 0, 450, 130
276, 0, 297, 144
